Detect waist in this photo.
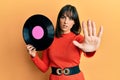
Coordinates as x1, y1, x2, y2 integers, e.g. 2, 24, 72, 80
51, 65, 80, 76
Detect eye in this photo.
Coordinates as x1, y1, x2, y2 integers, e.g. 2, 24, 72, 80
60, 15, 65, 19
69, 17, 74, 20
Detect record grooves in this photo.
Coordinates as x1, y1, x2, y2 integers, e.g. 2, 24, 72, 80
22, 14, 54, 51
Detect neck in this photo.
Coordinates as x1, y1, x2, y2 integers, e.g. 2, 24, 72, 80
62, 31, 71, 34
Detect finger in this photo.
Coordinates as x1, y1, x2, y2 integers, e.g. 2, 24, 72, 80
91, 21, 96, 36
32, 47, 36, 51
73, 40, 82, 49
82, 21, 88, 38
30, 46, 36, 51
29, 47, 35, 51
87, 20, 92, 36
26, 45, 31, 49
26, 44, 35, 50
26, 44, 33, 49
97, 25, 103, 38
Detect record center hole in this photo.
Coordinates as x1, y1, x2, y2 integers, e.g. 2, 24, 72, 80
32, 26, 44, 39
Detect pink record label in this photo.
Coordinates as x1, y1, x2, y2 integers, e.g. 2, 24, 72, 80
32, 26, 44, 39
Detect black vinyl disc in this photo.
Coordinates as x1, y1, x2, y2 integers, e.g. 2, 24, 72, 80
22, 14, 54, 51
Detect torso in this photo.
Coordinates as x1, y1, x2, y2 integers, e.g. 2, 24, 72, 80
48, 32, 83, 69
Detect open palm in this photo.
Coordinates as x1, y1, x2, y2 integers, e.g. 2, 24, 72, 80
73, 20, 103, 52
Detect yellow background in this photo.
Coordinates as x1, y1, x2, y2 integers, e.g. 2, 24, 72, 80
0, 0, 120, 80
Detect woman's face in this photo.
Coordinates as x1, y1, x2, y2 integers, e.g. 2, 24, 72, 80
60, 13, 75, 34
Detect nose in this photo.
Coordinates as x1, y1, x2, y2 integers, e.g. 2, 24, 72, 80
64, 18, 69, 24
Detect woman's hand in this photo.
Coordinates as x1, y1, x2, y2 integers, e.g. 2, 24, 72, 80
73, 20, 103, 52
26, 44, 36, 57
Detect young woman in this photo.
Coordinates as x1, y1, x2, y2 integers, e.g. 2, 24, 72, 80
26, 4, 103, 80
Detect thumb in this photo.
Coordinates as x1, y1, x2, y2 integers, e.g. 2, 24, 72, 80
73, 40, 83, 49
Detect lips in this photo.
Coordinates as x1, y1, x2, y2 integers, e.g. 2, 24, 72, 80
63, 25, 68, 28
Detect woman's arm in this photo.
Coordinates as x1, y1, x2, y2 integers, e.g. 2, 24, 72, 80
26, 44, 50, 72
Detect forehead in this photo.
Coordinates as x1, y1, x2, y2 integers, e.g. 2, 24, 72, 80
62, 11, 73, 17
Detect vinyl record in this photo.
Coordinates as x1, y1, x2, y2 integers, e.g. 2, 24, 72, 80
22, 14, 54, 51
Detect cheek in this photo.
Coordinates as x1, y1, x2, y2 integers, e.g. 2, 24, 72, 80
69, 22, 75, 28
60, 19, 63, 25
60, 21, 63, 27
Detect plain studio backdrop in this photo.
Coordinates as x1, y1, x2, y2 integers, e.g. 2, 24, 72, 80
0, 0, 120, 80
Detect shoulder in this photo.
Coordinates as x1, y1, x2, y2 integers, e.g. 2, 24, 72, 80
74, 34, 84, 43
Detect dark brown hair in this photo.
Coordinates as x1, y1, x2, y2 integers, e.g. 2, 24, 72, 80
55, 4, 81, 37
